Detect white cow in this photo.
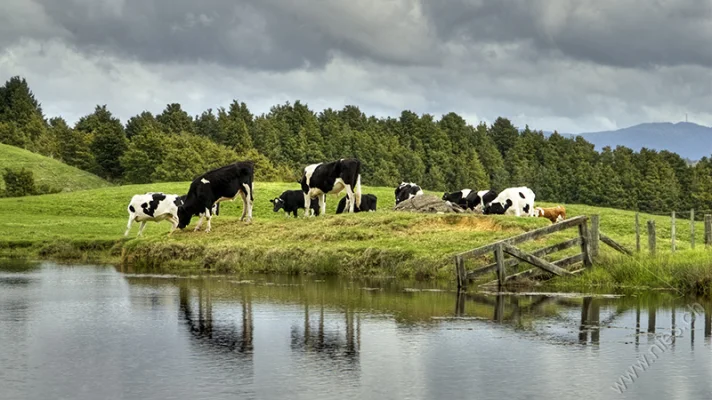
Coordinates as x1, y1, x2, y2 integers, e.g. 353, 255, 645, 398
483, 186, 536, 217
125, 192, 218, 237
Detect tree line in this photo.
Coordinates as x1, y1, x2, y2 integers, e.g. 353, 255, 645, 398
0, 75, 709, 214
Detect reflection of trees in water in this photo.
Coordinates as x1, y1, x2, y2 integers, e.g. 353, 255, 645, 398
290, 301, 360, 364
178, 284, 253, 356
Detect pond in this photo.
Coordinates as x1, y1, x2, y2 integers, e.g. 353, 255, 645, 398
1, 261, 711, 399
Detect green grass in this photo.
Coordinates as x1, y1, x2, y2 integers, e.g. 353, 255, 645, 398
2, 179, 712, 293
0, 143, 109, 192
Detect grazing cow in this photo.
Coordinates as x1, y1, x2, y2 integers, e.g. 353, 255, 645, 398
535, 205, 566, 223
336, 193, 377, 214
395, 182, 423, 204
270, 189, 321, 217
483, 186, 536, 217
442, 189, 474, 209
472, 189, 498, 213
125, 192, 183, 237
299, 158, 362, 216
177, 161, 255, 232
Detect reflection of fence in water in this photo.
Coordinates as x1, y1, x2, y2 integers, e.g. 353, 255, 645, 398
456, 292, 712, 347
178, 285, 254, 356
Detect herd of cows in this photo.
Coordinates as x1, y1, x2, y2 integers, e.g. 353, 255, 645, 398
124, 158, 567, 237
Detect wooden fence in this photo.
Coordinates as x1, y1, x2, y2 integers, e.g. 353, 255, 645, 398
634, 210, 712, 254
455, 215, 631, 291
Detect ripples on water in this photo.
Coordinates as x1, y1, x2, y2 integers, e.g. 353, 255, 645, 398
1, 261, 712, 400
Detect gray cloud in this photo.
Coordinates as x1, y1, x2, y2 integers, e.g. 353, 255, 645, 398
0, 0, 710, 133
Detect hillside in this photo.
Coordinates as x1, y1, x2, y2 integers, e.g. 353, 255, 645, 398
0, 143, 110, 192
575, 122, 712, 160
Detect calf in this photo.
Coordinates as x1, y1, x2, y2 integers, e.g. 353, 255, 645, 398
483, 186, 536, 217
125, 192, 183, 237
442, 189, 473, 209
177, 161, 254, 232
270, 189, 321, 217
395, 182, 423, 204
299, 158, 362, 216
336, 193, 377, 214
535, 205, 566, 223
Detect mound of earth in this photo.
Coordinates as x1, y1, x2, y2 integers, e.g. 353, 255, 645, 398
393, 194, 471, 213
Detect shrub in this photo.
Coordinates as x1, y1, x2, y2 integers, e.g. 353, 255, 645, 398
3, 167, 35, 197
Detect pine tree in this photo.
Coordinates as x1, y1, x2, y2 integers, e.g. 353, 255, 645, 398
78, 105, 128, 180
51, 117, 95, 171
488, 117, 519, 157
157, 103, 194, 134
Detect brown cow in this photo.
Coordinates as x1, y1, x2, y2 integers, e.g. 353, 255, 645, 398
534, 205, 566, 223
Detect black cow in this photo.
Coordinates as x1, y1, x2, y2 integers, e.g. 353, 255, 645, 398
395, 182, 423, 204
270, 189, 321, 217
336, 193, 377, 214
299, 158, 362, 216
442, 189, 475, 209
177, 161, 254, 232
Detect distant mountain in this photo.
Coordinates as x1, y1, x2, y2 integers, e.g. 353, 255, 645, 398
574, 122, 712, 160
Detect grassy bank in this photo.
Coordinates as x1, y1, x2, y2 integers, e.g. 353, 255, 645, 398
2, 180, 712, 292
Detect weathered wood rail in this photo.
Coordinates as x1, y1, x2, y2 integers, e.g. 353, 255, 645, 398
455, 214, 631, 291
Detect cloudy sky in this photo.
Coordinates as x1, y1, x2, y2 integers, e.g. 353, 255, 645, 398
0, 0, 710, 133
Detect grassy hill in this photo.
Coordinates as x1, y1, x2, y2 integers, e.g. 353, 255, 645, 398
0, 143, 110, 193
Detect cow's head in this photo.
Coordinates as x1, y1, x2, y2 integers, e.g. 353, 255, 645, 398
270, 198, 285, 212
177, 206, 192, 229
441, 192, 450, 201
483, 199, 512, 215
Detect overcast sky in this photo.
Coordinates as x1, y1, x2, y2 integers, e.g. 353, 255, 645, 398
1, 0, 710, 133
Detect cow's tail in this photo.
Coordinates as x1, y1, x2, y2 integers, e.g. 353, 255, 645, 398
355, 174, 362, 208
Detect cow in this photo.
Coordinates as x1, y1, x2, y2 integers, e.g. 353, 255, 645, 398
299, 158, 362, 216
535, 205, 566, 223
395, 182, 423, 204
177, 161, 255, 232
442, 189, 474, 209
472, 189, 498, 213
483, 186, 536, 217
125, 192, 218, 237
270, 189, 321, 217
336, 193, 377, 214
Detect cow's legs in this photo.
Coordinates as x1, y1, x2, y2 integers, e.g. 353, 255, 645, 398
205, 208, 213, 233
345, 185, 355, 213
304, 194, 312, 218
241, 183, 253, 222
239, 191, 248, 222
124, 215, 134, 236
319, 194, 326, 216
168, 218, 178, 236
194, 215, 205, 232
137, 221, 147, 237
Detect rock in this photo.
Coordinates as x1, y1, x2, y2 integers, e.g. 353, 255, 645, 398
393, 194, 466, 213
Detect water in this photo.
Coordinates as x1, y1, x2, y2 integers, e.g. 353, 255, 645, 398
1, 261, 712, 400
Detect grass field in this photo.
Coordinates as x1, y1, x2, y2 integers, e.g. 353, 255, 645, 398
0, 143, 109, 192
2, 179, 712, 292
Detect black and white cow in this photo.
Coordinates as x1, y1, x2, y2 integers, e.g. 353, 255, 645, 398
395, 182, 423, 204
125, 192, 219, 236
336, 193, 377, 214
299, 158, 362, 216
270, 189, 321, 217
472, 189, 498, 213
177, 161, 255, 232
483, 186, 536, 217
442, 189, 475, 209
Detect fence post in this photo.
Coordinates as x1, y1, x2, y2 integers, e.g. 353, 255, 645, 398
691, 209, 695, 249
590, 214, 600, 258
579, 218, 593, 268
705, 215, 712, 248
671, 211, 676, 253
495, 244, 506, 288
635, 213, 641, 253
648, 220, 656, 256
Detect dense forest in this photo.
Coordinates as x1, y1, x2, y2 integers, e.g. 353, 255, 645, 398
1, 75, 710, 214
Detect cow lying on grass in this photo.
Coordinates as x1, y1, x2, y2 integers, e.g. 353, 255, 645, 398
483, 186, 536, 217
271, 189, 321, 217
535, 205, 566, 223
125, 192, 218, 237
396, 182, 423, 204
336, 193, 377, 213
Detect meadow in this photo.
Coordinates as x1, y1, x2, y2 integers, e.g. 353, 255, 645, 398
2, 179, 712, 293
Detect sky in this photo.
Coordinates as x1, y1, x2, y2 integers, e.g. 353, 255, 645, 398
0, 0, 710, 134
